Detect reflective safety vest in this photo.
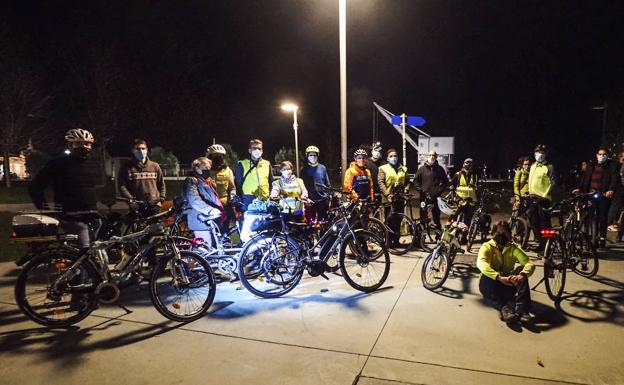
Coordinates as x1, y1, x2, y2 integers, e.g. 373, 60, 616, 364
211, 166, 234, 205
528, 162, 552, 200
514, 169, 530, 197
379, 164, 407, 203
273, 177, 305, 214
456, 172, 477, 203
239, 159, 271, 199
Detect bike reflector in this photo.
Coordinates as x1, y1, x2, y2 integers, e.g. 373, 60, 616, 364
540, 229, 557, 238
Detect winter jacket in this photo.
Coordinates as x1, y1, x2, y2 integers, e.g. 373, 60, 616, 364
183, 174, 224, 231
477, 239, 535, 281
578, 159, 619, 194
118, 158, 166, 204
414, 161, 449, 198
300, 163, 331, 202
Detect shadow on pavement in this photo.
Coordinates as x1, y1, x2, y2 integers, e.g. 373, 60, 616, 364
476, 299, 569, 333
0, 317, 183, 368
427, 262, 480, 300
597, 247, 624, 261
556, 289, 624, 326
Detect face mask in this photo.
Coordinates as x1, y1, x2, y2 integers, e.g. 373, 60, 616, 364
133, 149, 148, 161
308, 155, 318, 164
388, 157, 398, 165
372, 150, 381, 160
72, 147, 91, 159
535, 153, 545, 163
494, 234, 510, 247
281, 170, 292, 178
250, 149, 262, 159
597, 155, 607, 164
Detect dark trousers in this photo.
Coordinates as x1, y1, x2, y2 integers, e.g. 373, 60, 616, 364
430, 202, 442, 229
384, 202, 405, 244
456, 204, 475, 226
479, 267, 531, 314
305, 199, 329, 223
61, 219, 102, 249
595, 197, 611, 239
527, 197, 551, 247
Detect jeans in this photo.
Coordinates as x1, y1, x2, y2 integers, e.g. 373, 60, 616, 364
305, 199, 329, 223
61, 219, 102, 249
479, 266, 531, 314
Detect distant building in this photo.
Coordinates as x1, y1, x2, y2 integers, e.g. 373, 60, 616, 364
0, 154, 28, 180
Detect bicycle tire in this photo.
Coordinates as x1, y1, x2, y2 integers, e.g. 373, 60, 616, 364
421, 245, 451, 290
510, 217, 529, 249
386, 213, 416, 255
150, 250, 216, 322
15, 250, 100, 327
339, 230, 390, 292
543, 238, 567, 301
570, 231, 599, 277
466, 218, 480, 253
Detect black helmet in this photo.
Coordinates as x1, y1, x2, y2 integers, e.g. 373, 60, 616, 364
534, 144, 548, 153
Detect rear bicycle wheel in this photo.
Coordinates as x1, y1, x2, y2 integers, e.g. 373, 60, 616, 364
364, 217, 388, 246
386, 213, 416, 255
237, 232, 304, 298
421, 245, 451, 290
543, 238, 567, 301
15, 251, 100, 327
339, 230, 390, 292
417, 222, 438, 252
570, 231, 599, 277
466, 218, 480, 253
150, 250, 216, 322
511, 217, 529, 249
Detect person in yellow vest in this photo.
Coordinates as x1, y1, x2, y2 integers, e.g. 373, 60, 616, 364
343, 149, 374, 201
378, 149, 408, 245
451, 158, 478, 226
207, 144, 237, 225
527, 144, 556, 252
234, 139, 274, 212
513, 156, 531, 200
270, 161, 311, 222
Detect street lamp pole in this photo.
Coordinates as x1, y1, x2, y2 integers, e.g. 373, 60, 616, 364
281, 103, 300, 176
339, 0, 347, 182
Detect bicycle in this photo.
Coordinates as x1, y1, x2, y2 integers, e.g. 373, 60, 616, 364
236, 189, 390, 298
15, 197, 217, 326
539, 193, 599, 301
373, 185, 418, 255
465, 188, 500, 253
509, 194, 530, 249
421, 201, 467, 290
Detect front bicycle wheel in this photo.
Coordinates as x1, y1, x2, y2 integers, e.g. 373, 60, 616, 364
15, 250, 100, 327
543, 238, 567, 301
511, 217, 529, 249
570, 231, 599, 277
237, 232, 304, 298
466, 218, 480, 253
386, 213, 416, 255
339, 230, 390, 292
421, 245, 450, 290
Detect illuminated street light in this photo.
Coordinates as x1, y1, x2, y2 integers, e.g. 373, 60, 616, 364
281, 103, 300, 176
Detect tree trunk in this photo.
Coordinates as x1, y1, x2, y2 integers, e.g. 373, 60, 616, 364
3, 149, 12, 188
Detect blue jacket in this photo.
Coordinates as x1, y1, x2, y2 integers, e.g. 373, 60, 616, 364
301, 163, 331, 202
183, 175, 223, 231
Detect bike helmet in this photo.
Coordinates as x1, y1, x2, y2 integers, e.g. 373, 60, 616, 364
65, 128, 94, 143
437, 197, 457, 216
534, 144, 548, 153
305, 145, 320, 155
353, 148, 368, 158
207, 144, 226, 155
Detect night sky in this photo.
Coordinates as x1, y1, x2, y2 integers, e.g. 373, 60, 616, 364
3, 0, 624, 176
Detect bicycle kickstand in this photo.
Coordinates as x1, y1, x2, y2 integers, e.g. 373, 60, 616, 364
531, 276, 545, 291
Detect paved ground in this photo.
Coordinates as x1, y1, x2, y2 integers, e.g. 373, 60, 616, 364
1, 240, 623, 385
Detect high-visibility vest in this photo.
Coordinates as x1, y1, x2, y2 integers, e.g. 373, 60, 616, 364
528, 162, 551, 200
210, 166, 233, 205
379, 164, 407, 202
456, 172, 477, 202
273, 177, 305, 213
239, 159, 271, 199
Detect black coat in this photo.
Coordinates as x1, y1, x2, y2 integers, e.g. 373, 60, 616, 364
578, 159, 619, 194
414, 162, 449, 198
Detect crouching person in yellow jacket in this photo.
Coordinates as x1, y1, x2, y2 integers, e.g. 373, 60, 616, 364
477, 221, 535, 324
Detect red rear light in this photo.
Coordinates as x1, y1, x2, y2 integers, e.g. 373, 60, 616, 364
11, 231, 17, 238
540, 229, 557, 238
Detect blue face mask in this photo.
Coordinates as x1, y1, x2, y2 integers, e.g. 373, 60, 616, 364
133, 150, 148, 161
388, 157, 398, 166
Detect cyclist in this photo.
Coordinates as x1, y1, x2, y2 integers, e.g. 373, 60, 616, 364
183, 157, 225, 245
414, 150, 449, 230
378, 148, 408, 246
527, 144, 556, 252
344, 148, 374, 201
451, 158, 478, 223
513, 156, 531, 201
117, 138, 166, 215
234, 139, 273, 212
207, 144, 237, 224
29, 129, 102, 249
270, 161, 311, 222
366, 141, 385, 201
607, 151, 624, 243
574, 148, 619, 248
477, 221, 535, 324
300, 145, 331, 223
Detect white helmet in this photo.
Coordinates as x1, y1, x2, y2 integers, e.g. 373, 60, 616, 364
437, 197, 457, 216
65, 128, 94, 143
207, 144, 226, 155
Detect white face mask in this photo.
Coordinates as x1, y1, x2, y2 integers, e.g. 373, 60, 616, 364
308, 155, 318, 164
597, 155, 607, 164
250, 149, 262, 159
372, 150, 381, 160
281, 170, 292, 178
388, 157, 398, 165
535, 153, 545, 163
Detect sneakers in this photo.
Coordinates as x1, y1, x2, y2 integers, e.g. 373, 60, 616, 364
518, 312, 533, 323
499, 305, 518, 323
